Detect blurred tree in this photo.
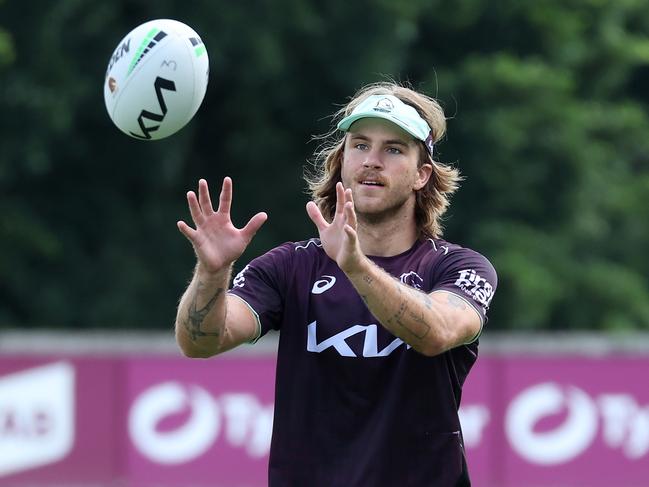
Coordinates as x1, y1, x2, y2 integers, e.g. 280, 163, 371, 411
407, 0, 649, 330
0, 0, 647, 331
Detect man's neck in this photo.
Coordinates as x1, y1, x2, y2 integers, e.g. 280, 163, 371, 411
356, 214, 419, 257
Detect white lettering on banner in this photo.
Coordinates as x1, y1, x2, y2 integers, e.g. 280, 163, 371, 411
129, 382, 220, 464
598, 394, 649, 459
458, 405, 490, 448
506, 382, 599, 465
306, 321, 407, 357
627, 408, 649, 459
505, 382, 649, 465
129, 382, 273, 464
221, 394, 273, 458
598, 394, 637, 450
0, 362, 75, 477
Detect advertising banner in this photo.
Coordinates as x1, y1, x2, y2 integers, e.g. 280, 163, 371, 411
1, 353, 648, 486
461, 357, 649, 487
123, 356, 275, 487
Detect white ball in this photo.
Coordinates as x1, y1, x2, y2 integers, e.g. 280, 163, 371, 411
104, 19, 209, 140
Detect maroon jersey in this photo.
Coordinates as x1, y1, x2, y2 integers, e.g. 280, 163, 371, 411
229, 237, 497, 486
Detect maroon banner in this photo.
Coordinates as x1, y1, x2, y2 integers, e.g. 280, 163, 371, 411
1, 353, 648, 486
123, 356, 275, 487
0, 357, 120, 484
462, 356, 649, 487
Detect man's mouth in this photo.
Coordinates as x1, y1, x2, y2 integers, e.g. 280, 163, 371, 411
360, 180, 384, 187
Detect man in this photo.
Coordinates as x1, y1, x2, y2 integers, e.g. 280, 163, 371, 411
175, 82, 497, 486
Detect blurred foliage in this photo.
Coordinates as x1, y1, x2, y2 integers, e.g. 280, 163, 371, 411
0, 0, 647, 331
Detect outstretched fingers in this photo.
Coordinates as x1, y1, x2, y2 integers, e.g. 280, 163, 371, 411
186, 178, 217, 226
241, 212, 268, 240
343, 222, 358, 243
198, 179, 215, 215
334, 182, 346, 217
186, 190, 204, 226
177, 220, 198, 242
344, 189, 357, 230
306, 201, 328, 231
217, 177, 233, 215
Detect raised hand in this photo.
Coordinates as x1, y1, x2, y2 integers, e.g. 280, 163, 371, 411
306, 182, 364, 274
177, 178, 267, 274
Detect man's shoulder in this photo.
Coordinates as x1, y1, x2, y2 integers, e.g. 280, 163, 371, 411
252, 238, 326, 269
263, 238, 325, 258
425, 237, 498, 288
233, 238, 326, 290
423, 237, 491, 263
417, 238, 497, 283
291, 238, 323, 253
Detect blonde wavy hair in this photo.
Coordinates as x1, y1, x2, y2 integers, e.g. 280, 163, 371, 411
305, 82, 461, 238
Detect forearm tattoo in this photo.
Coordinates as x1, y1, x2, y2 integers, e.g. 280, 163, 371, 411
386, 283, 431, 340
184, 281, 224, 342
447, 293, 468, 310
359, 275, 374, 306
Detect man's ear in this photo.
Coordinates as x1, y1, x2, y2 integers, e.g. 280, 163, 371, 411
414, 163, 433, 190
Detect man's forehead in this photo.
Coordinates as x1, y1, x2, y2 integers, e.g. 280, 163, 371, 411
347, 118, 417, 144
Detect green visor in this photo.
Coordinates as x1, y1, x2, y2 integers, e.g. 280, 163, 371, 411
337, 94, 434, 155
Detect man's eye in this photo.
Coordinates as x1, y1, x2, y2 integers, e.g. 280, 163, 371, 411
387, 147, 402, 154
355, 143, 369, 150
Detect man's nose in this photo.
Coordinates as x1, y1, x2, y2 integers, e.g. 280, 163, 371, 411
363, 150, 383, 169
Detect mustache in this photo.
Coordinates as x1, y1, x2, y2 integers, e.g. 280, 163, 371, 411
356, 172, 387, 186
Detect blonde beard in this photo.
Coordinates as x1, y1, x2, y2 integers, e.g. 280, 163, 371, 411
354, 192, 415, 226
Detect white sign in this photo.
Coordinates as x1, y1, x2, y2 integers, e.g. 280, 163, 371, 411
0, 362, 75, 477
504, 382, 649, 465
129, 382, 273, 464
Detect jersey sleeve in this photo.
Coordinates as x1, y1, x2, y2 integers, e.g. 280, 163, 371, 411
431, 247, 498, 326
228, 242, 293, 340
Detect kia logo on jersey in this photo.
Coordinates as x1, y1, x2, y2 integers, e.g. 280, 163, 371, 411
306, 321, 408, 357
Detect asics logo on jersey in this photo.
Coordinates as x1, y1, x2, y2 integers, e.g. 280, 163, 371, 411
307, 321, 408, 357
454, 269, 494, 309
311, 275, 336, 294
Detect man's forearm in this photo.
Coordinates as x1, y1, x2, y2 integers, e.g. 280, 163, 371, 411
175, 265, 232, 357
345, 257, 456, 356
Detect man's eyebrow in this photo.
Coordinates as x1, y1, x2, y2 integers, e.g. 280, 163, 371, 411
349, 133, 370, 141
384, 138, 410, 147
348, 134, 411, 147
